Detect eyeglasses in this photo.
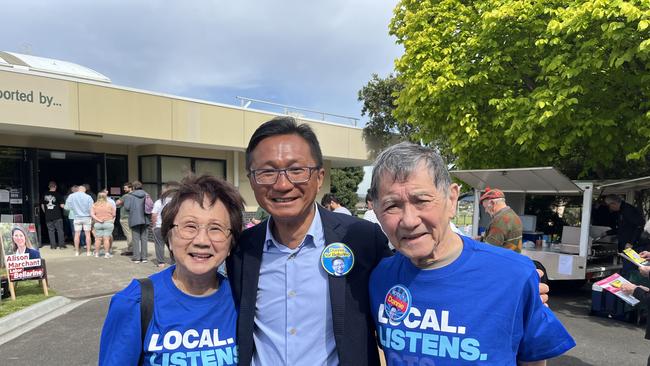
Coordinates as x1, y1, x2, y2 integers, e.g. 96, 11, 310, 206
248, 166, 321, 185
171, 222, 232, 242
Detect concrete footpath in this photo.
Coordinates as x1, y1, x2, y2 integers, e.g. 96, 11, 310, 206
0, 239, 163, 345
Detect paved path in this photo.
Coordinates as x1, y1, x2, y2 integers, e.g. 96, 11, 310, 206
41, 240, 163, 299
1, 296, 109, 366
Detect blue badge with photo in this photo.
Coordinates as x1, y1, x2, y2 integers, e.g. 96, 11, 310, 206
320, 242, 354, 277
384, 284, 412, 322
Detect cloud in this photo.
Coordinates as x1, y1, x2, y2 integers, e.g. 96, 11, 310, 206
1, 0, 401, 121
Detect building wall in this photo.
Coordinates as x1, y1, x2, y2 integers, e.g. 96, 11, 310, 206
0, 68, 355, 211
0, 68, 372, 164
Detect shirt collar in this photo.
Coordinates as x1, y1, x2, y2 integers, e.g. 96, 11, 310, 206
263, 203, 325, 252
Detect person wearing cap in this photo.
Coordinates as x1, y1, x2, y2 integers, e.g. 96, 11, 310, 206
479, 188, 523, 253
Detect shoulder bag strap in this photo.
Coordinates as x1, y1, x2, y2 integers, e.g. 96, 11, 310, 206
137, 278, 154, 366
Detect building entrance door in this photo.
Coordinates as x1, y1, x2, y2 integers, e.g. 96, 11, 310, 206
0, 147, 30, 225
35, 150, 105, 246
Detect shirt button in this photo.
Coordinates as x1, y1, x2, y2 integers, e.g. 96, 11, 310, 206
289, 328, 297, 335
288, 290, 296, 298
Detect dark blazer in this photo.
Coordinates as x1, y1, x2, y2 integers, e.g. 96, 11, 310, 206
25, 247, 41, 260
617, 201, 645, 250
631, 286, 650, 340
227, 206, 392, 366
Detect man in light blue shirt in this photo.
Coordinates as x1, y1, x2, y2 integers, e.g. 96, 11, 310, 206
227, 116, 392, 366
254, 206, 337, 365
65, 185, 94, 256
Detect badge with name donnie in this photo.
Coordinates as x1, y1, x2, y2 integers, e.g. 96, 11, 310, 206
384, 284, 411, 322
320, 242, 354, 276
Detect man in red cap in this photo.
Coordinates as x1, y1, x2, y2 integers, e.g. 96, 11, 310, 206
479, 187, 523, 252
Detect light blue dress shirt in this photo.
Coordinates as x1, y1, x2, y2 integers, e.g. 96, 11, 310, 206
252, 207, 339, 366
66, 191, 94, 218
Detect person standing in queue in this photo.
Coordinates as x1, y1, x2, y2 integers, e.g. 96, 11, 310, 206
227, 116, 391, 366
66, 185, 94, 256
116, 182, 134, 256
91, 192, 116, 258
151, 181, 180, 268
41, 181, 66, 250
123, 181, 151, 264
368, 142, 574, 365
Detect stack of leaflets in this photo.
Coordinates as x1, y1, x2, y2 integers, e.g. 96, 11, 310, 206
593, 273, 640, 306
619, 248, 650, 267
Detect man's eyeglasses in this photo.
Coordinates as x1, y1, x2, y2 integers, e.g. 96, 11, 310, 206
171, 222, 232, 242
248, 166, 321, 185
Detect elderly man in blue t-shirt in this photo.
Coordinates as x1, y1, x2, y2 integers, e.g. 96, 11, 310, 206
367, 142, 575, 366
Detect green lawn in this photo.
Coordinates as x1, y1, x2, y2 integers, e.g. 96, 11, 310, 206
452, 214, 473, 227
0, 280, 55, 318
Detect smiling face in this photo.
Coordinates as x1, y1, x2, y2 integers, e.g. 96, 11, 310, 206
375, 163, 459, 266
170, 197, 232, 279
332, 258, 345, 275
248, 134, 324, 226
12, 229, 27, 250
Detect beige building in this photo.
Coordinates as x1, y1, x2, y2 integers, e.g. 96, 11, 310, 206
0, 52, 373, 239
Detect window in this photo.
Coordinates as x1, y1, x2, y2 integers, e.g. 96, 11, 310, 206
139, 155, 226, 198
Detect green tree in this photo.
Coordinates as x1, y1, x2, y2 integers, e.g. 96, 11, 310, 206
359, 73, 416, 147
330, 167, 365, 211
390, 0, 650, 178
358, 73, 457, 163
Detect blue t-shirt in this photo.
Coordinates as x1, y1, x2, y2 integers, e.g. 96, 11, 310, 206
369, 236, 575, 365
99, 266, 238, 366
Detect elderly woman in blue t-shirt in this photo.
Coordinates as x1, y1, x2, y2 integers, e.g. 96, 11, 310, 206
99, 175, 244, 366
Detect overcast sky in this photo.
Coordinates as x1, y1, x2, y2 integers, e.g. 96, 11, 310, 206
1, 0, 401, 124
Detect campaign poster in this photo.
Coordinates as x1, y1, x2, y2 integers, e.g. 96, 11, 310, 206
0, 223, 44, 282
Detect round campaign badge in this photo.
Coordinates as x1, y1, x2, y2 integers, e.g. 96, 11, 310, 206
320, 242, 354, 277
384, 285, 412, 322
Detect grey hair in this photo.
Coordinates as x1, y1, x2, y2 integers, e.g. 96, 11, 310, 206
604, 194, 622, 204
369, 142, 451, 201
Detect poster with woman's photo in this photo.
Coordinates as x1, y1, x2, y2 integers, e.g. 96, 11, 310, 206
0, 223, 44, 281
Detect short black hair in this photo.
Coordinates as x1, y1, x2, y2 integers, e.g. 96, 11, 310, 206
365, 189, 372, 204
321, 193, 340, 206
245, 116, 323, 171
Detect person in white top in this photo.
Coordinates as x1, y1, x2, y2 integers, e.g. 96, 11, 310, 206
320, 193, 352, 215
362, 194, 379, 224
151, 181, 180, 268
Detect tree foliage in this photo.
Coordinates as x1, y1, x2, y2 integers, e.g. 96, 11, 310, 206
359, 73, 417, 147
358, 73, 457, 163
330, 167, 365, 211
390, 0, 650, 178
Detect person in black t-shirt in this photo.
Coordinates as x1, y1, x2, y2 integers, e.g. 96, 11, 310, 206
41, 181, 66, 249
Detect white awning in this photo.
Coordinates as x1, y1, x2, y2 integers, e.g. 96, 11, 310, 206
450, 167, 583, 194
595, 176, 650, 195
